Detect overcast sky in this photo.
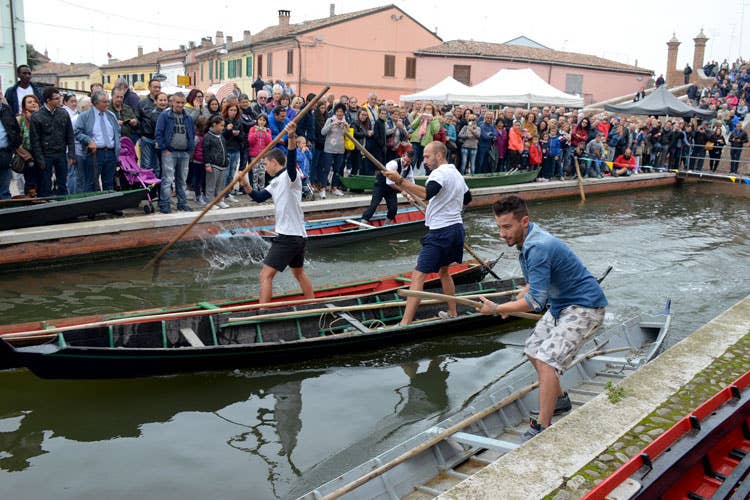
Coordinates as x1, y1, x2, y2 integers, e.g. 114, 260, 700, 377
24, 0, 750, 78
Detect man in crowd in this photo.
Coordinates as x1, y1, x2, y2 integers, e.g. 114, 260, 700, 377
30, 87, 76, 196
155, 92, 194, 213
137, 78, 162, 174
114, 78, 141, 113
364, 92, 379, 127
477, 195, 607, 441
477, 111, 497, 173
612, 147, 636, 176
109, 87, 138, 140
74, 90, 120, 193
251, 90, 269, 118
0, 96, 22, 199
383, 141, 471, 325
4, 65, 44, 116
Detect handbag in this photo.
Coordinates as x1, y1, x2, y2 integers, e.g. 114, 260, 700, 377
344, 127, 355, 151
11, 153, 27, 174
704, 141, 714, 151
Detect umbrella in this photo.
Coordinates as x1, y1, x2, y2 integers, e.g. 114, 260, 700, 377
206, 82, 239, 103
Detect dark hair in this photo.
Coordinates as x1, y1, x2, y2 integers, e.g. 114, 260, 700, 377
42, 86, 60, 103
148, 78, 161, 87
238, 93, 249, 101
333, 103, 347, 114
493, 195, 529, 219
195, 115, 210, 134
306, 93, 316, 103
206, 97, 220, 113
209, 115, 224, 126
272, 105, 286, 116
186, 88, 203, 104
265, 148, 286, 166
256, 113, 268, 124
63, 94, 76, 104
403, 149, 415, 159
16, 64, 31, 74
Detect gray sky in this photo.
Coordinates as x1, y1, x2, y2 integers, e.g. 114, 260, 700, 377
25, 0, 750, 78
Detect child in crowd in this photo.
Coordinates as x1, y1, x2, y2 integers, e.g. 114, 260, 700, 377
539, 132, 552, 181
295, 135, 314, 200
203, 115, 230, 209
248, 113, 272, 190
191, 116, 208, 206
520, 140, 531, 170
548, 127, 563, 180
528, 136, 543, 176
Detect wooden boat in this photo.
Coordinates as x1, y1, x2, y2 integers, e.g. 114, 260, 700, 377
582, 367, 750, 500
340, 168, 540, 192
217, 207, 426, 248
0, 189, 148, 230
0, 260, 502, 371
0, 277, 527, 379
298, 302, 672, 500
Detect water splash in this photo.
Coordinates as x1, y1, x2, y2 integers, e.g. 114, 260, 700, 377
198, 228, 271, 271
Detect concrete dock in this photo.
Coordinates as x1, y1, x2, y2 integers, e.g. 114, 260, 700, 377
439, 295, 750, 500
0, 172, 676, 269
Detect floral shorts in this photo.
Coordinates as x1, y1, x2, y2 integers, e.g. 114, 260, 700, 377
525, 305, 606, 374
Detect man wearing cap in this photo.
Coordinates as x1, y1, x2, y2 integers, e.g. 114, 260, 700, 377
361, 149, 415, 225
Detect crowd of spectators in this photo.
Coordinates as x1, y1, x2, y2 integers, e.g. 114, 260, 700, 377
1, 59, 747, 206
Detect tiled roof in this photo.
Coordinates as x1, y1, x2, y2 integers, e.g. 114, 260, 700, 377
416, 40, 652, 75
101, 49, 183, 69
34, 62, 72, 76
59, 63, 100, 77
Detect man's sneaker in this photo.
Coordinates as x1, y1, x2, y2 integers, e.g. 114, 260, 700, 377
217, 201, 230, 209
529, 392, 572, 417
332, 188, 345, 197
320, 188, 327, 199
226, 194, 239, 203
196, 195, 207, 206
521, 418, 544, 442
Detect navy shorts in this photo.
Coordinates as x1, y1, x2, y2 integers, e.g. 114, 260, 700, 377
416, 223, 465, 273
264, 234, 306, 271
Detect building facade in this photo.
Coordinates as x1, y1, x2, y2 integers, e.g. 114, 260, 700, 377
0, 0, 27, 90
58, 63, 102, 93
100, 47, 182, 89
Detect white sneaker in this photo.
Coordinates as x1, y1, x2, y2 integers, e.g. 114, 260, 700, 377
226, 194, 239, 203
217, 201, 230, 209
332, 188, 345, 197
320, 188, 326, 199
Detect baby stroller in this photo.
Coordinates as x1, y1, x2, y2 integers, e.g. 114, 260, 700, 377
117, 136, 161, 214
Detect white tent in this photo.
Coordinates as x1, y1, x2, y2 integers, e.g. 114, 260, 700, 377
400, 76, 472, 103
461, 68, 584, 107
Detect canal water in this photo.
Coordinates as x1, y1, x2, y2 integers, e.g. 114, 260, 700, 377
1, 183, 748, 499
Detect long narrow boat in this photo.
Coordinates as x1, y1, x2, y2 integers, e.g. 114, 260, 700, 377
582, 368, 750, 500
217, 207, 426, 248
1, 277, 527, 379
340, 168, 540, 192
0, 189, 148, 230
298, 303, 672, 500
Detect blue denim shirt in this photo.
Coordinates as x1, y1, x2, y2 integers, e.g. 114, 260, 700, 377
519, 223, 608, 318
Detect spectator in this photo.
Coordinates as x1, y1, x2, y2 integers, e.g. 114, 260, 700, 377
707, 125, 726, 173
310, 101, 328, 193
320, 102, 348, 198
184, 89, 204, 123
202, 115, 229, 209
458, 114, 480, 174
507, 121, 524, 171
409, 102, 440, 172
137, 79, 162, 176
155, 92, 195, 213
728, 123, 748, 174
247, 113, 272, 191
62, 94, 78, 122
690, 123, 709, 171
613, 148, 637, 176
351, 108, 371, 176
476, 111, 497, 174
114, 78, 141, 113
204, 97, 221, 118
585, 133, 606, 178
109, 88, 138, 140
30, 87, 75, 196
74, 90, 120, 193
655, 74, 665, 87
684, 64, 693, 84
4, 65, 43, 116
15, 95, 39, 196
191, 115, 208, 206
0, 94, 22, 199
222, 102, 244, 202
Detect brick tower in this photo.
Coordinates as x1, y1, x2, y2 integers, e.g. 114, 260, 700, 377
692, 28, 709, 82
666, 33, 681, 87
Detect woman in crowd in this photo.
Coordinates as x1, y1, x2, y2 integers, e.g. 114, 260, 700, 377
222, 102, 244, 202
409, 102, 440, 172
507, 120, 525, 171
364, 108, 387, 175
707, 124, 726, 173
287, 96, 304, 120
351, 108, 371, 176
320, 102, 349, 198
184, 89, 204, 122
191, 116, 208, 206
523, 112, 539, 139
247, 113, 272, 190
311, 101, 329, 192
458, 114, 480, 175
204, 97, 221, 118
62, 94, 78, 121
16, 95, 40, 196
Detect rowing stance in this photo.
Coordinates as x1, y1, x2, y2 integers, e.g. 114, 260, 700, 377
242, 122, 313, 304
361, 149, 416, 224
476, 196, 607, 440
383, 141, 471, 325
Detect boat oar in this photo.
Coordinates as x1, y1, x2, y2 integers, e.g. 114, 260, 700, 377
144, 86, 330, 270
397, 289, 542, 320
574, 157, 586, 202
343, 131, 502, 281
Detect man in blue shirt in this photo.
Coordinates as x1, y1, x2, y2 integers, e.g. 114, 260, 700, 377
477, 195, 607, 441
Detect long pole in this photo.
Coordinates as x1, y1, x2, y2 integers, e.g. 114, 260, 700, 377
574, 157, 586, 201
144, 86, 330, 269
343, 131, 502, 280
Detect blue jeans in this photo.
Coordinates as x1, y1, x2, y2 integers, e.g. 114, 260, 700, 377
690, 149, 706, 171
225, 150, 241, 190
41, 153, 69, 196
310, 146, 324, 186
461, 147, 477, 174
160, 151, 190, 212
0, 151, 12, 199
476, 144, 491, 174
139, 137, 160, 177
68, 155, 87, 194
84, 149, 116, 191
729, 147, 742, 173
322, 152, 344, 189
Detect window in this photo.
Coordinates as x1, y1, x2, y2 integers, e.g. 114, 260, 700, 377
267, 53, 273, 76
215, 60, 220, 80
453, 64, 471, 85
257, 54, 263, 78
236, 59, 242, 78
219, 61, 224, 80
287, 49, 294, 74
131, 73, 138, 85
228, 60, 236, 79
192, 72, 196, 86
405, 57, 416, 79
565, 73, 583, 95
246, 56, 253, 77
384, 54, 395, 77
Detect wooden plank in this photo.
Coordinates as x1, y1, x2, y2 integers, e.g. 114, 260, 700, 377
344, 219, 376, 229
179, 327, 205, 347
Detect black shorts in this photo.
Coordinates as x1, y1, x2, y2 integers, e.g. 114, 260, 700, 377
416, 223, 465, 274
263, 234, 306, 271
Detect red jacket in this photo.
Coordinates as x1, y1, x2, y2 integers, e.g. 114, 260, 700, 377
529, 144, 543, 166
247, 126, 272, 158
571, 125, 589, 147
613, 154, 636, 170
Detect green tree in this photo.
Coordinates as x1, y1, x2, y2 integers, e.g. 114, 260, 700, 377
26, 44, 45, 69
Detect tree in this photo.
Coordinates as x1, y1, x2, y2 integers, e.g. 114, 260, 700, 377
26, 44, 47, 70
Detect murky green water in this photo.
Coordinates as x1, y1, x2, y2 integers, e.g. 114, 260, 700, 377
1, 183, 749, 499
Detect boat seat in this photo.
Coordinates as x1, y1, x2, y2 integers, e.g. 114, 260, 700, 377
180, 327, 205, 347
324, 304, 370, 334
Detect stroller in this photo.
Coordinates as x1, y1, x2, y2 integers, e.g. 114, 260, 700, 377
117, 137, 161, 214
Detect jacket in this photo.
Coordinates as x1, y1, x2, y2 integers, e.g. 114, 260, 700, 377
108, 103, 137, 139
74, 107, 122, 158
155, 108, 195, 152
409, 115, 440, 146
321, 116, 347, 154
192, 133, 204, 163
548, 136, 562, 158
0, 103, 22, 152
137, 96, 158, 138
529, 143, 543, 166
29, 105, 75, 165
202, 130, 227, 168
223, 118, 244, 152
508, 127, 524, 152
247, 125, 272, 157
458, 124, 480, 148
4, 83, 43, 116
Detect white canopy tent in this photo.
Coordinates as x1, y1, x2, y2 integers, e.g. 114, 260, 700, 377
400, 76, 472, 103
460, 68, 583, 107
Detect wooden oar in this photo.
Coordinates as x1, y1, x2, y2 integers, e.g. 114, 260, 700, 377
574, 157, 586, 202
144, 86, 330, 270
397, 289, 542, 320
344, 219, 376, 229
343, 131, 502, 280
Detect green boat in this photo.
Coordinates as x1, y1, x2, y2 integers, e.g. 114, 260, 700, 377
340, 168, 540, 192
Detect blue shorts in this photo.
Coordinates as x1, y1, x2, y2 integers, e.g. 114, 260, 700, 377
416, 223, 465, 274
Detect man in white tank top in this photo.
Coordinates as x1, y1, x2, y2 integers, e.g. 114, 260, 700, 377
384, 141, 472, 325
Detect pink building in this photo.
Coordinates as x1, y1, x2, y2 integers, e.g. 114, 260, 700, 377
415, 39, 653, 105
247, 5, 442, 101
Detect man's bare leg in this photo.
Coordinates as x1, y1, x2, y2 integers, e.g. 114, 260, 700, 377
438, 266, 456, 316
529, 354, 561, 428
400, 271, 426, 326
291, 266, 314, 299
259, 264, 278, 304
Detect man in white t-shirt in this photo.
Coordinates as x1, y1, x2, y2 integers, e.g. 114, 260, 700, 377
4, 65, 43, 116
244, 122, 313, 304
361, 149, 415, 224
384, 141, 472, 325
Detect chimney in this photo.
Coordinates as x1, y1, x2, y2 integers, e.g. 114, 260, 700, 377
692, 28, 709, 83
278, 10, 291, 34
137, 46, 143, 57
243, 30, 252, 42
665, 33, 681, 87
188, 41, 196, 49
201, 37, 213, 48
179, 44, 186, 51
226, 35, 233, 45
215, 30, 224, 46
329, 3, 335, 17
